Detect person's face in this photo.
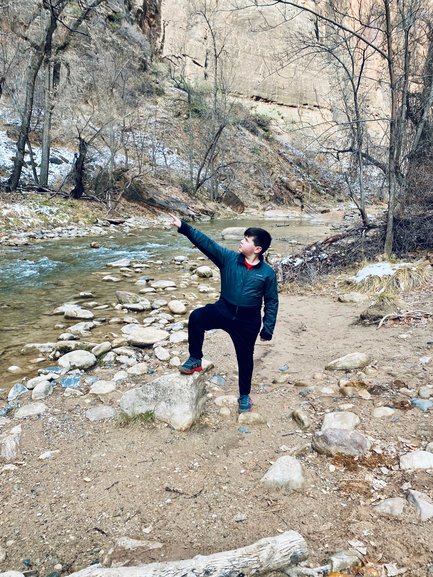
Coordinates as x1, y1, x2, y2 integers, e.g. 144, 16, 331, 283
238, 235, 261, 258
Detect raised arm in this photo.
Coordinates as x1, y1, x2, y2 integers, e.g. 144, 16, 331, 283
170, 215, 233, 268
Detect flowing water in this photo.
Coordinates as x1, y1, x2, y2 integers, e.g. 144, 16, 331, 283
0, 215, 337, 390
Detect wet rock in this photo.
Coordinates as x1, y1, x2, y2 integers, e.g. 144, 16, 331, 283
20, 342, 56, 354
168, 300, 187, 314
68, 321, 96, 335
325, 352, 370, 371
195, 266, 213, 278
400, 450, 433, 470
260, 456, 305, 492
121, 325, 169, 347
150, 280, 176, 290
64, 307, 94, 320
108, 258, 131, 267
312, 428, 371, 457
102, 275, 121, 282
321, 411, 360, 431
86, 406, 117, 421
58, 350, 97, 370
120, 372, 207, 431
373, 497, 406, 517
31, 381, 53, 400
14, 402, 48, 419
0, 425, 22, 462
407, 489, 433, 521
116, 291, 142, 304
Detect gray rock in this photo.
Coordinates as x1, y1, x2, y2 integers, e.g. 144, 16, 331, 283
89, 380, 117, 396
291, 409, 311, 429
7, 383, 28, 401
116, 291, 142, 304
150, 280, 176, 289
108, 258, 131, 267
0, 425, 22, 462
127, 363, 149, 376
373, 497, 406, 517
121, 325, 169, 347
14, 402, 48, 419
238, 412, 267, 425
58, 350, 97, 370
86, 406, 117, 421
64, 307, 94, 320
32, 381, 53, 400
260, 456, 305, 492
338, 292, 368, 303
92, 342, 112, 357
0, 546, 6, 562
321, 411, 360, 431
195, 266, 213, 278
312, 428, 371, 457
372, 406, 396, 418
68, 321, 96, 335
120, 372, 207, 431
418, 385, 433, 399
20, 342, 56, 354
400, 450, 433, 470
154, 346, 170, 361
325, 352, 370, 371
221, 227, 245, 239
330, 550, 362, 572
407, 489, 433, 521
169, 331, 188, 344
168, 300, 187, 314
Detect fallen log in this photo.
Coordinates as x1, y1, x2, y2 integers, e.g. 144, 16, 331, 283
67, 531, 308, 577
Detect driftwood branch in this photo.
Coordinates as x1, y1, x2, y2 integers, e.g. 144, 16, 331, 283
378, 309, 432, 328
67, 531, 308, 577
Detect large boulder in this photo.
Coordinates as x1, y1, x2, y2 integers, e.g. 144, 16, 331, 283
119, 372, 207, 431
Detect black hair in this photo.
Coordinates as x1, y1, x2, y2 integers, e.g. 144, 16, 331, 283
244, 227, 272, 256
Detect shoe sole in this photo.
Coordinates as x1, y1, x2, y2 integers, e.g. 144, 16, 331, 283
179, 366, 202, 375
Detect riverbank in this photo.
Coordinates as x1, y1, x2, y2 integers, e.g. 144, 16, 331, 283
1, 247, 433, 576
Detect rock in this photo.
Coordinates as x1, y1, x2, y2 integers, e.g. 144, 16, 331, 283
102, 275, 121, 282
291, 409, 311, 429
58, 350, 97, 370
92, 342, 112, 357
400, 450, 433, 470
85, 406, 117, 421
7, 383, 29, 402
14, 402, 48, 419
123, 302, 152, 311
116, 291, 142, 304
89, 380, 117, 396
0, 546, 7, 562
260, 456, 304, 492
325, 352, 370, 371
154, 346, 170, 361
59, 374, 82, 388
0, 572, 24, 577
169, 331, 188, 344
7, 366, 22, 374
407, 489, 433, 521
0, 425, 22, 462
20, 342, 56, 354
64, 307, 94, 320
168, 300, 187, 314
169, 356, 180, 367
221, 227, 245, 239
27, 375, 54, 390
373, 497, 406, 517
312, 429, 371, 457
372, 406, 396, 418
150, 280, 176, 289
120, 372, 207, 431
238, 412, 267, 425
338, 292, 368, 303
329, 550, 362, 573
103, 536, 163, 568
418, 385, 433, 399
121, 325, 169, 347
68, 321, 96, 335
321, 411, 360, 431
108, 258, 131, 267
195, 265, 213, 278
32, 381, 53, 401
214, 395, 238, 407
411, 398, 433, 411
127, 363, 149, 376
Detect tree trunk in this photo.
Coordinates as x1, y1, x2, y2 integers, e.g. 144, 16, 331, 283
66, 531, 308, 577
5, 52, 44, 191
70, 137, 88, 199
40, 59, 53, 187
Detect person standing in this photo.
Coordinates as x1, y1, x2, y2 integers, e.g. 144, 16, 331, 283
170, 215, 279, 412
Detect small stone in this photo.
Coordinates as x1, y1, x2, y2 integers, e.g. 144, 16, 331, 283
154, 347, 170, 361
214, 395, 238, 407
407, 489, 433, 521
238, 412, 266, 425
325, 352, 370, 371
291, 409, 311, 429
373, 497, 406, 517
85, 406, 117, 421
260, 455, 304, 492
7, 366, 22, 374
168, 300, 187, 315
418, 385, 433, 399
127, 363, 148, 376
91, 342, 112, 357
372, 406, 396, 418
14, 403, 48, 419
400, 450, 433, 470
411, 398, 433, 411
321, 411, 360, 431
219, 407, 231, 417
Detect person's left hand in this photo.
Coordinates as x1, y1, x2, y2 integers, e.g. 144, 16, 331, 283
169, 214, 181, 229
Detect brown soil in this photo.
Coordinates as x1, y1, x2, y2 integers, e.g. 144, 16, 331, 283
1, 282, 432, 576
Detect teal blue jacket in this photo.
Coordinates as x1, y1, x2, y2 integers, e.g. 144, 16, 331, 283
178, 221, 279, 340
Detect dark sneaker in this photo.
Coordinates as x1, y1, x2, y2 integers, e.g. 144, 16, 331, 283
179, 356, 202, 374
238, 395, 253, 412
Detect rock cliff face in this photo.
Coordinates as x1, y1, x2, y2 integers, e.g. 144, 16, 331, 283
158, 0, 387, 149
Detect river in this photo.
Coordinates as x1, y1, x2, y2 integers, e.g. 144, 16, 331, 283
0, 214, 337, 390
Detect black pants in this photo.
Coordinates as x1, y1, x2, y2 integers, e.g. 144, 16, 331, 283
188, 300, 261, 396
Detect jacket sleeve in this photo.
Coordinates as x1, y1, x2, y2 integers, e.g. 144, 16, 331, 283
177, 220, 233, 268
260, 271, 279, 340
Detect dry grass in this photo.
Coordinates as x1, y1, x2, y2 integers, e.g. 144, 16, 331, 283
353, 259, 431, 294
